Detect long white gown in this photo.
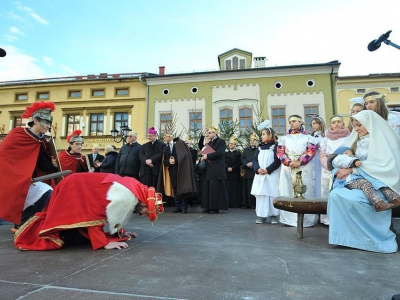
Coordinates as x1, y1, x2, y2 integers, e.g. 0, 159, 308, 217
278, 133, 318, 227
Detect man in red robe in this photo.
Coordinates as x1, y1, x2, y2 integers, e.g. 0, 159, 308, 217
58, 130, 88, 175
0, 101, 59, 228
14, 173, 164, 250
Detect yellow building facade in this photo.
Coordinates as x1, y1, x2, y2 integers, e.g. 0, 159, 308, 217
0, 73, 148, 153
336, 74, 400, 117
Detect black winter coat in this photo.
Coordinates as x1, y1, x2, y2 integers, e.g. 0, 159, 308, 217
100, 151, 118, 173
115, 142, 141, 177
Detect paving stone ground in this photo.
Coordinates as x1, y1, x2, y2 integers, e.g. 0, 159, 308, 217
1, 207, 399, 300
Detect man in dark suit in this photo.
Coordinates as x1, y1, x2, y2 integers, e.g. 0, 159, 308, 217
200, 126, 228, 214
138, 127, 166, 187
87, 144, 104, 172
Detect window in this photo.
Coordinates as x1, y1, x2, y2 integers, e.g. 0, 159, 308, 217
356, 88, 366, 94
37, 92, 49, 100
391, 87, 399, 93
232, 56, 238, 70
90, 113, 104, 136
115, 88, 129, 96
304, 106, 319, 133
389, 105, 400, 111
306, 79, 315, 87
14, 117, 28, 128
91, 89, 105, 97
220, 108, 233, 128
272, 107, 286, 135
67, 114, 81, 135
68, 90, 81, 98
159, 113, 172, 134
162, 89, 169, 95
239, 107, 252, 134
15, 93, 28, 101
226, 60, 231, 70
240, 59, 245, 69
275, 82, 282, 89
114, 112, 128, 131
189, 111, 202, 138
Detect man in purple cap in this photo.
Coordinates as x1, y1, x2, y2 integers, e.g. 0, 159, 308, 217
138, 127, 166, 187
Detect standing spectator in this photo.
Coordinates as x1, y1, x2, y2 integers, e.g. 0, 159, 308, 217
225, 137, 242, 208
0, 101, 59, 230
157, 133, 199, 214
309, 115, 326, 199
319, 115, 350, 225
98, 145, 118, 173
185, 136, 198, 165
139, 127, 166, 187
241, 133, 258, 209
58, 130, 89, 176
277, 115, 318, 227
87, 144, 104, 172
115, 131, 141, 180
200, 126, 229, 214
363, 91, 400, 135
251, 120, 281, 224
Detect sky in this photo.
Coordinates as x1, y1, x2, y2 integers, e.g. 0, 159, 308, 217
0, 0, 399, 82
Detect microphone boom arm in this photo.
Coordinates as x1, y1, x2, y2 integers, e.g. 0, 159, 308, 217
383, 39, 400, 51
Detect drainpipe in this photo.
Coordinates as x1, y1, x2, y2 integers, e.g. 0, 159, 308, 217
138, 74, 149, 138
330, 64, 337, 115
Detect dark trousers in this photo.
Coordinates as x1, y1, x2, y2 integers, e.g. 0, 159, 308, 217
16, 189, 53, 227
173, 187, 188, 211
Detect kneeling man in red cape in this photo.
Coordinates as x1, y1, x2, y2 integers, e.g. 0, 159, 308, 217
14, 173, 164, 250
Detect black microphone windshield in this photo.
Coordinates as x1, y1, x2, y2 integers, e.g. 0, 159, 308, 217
0, 48, 6, 57
368, 40, 381, 52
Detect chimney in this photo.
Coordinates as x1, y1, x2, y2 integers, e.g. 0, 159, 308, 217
253, 57, 267, 68
159, 66, 165, 75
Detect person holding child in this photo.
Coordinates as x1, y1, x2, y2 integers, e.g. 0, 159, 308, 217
251, 120, 281, 224
327, 146, 394, 212
277, 115, 318, 227
328, 110, 400, 253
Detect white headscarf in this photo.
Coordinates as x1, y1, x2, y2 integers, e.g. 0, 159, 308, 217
346, 110, 400, 194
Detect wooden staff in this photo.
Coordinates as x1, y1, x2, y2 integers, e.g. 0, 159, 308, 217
47, 133, 64, 185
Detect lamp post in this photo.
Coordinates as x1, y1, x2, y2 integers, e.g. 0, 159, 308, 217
110, 123, 131, 145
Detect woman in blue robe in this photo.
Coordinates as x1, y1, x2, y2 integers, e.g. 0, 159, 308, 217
328, 110, 400, 253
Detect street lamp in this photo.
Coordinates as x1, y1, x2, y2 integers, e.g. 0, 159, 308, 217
110, 123, 131, 145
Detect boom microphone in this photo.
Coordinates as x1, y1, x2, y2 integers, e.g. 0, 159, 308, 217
0, 48, 6, 57
368, 30, 392, 51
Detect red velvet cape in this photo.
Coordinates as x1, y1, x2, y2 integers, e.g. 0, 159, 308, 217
58, 150, 88, 175
0, 128, 50, 223
14, 173, 151, 250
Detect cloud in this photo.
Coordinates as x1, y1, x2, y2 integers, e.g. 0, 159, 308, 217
43, 56, 53, 66
60, 65, 77, 76
9, 26, 24, 35
8, 11, 25, 22
0, 45, 47, 81
4, 34, 19, 42
14, 1, 49, 25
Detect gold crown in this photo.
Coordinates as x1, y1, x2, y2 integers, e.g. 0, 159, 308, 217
208, 126, 218, 134
229, 136, 237, 144
250, 133, 258, 140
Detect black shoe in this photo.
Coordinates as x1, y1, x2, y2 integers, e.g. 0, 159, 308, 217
182, 210, 187, 214
172, 208, 182, 213
209, 210, 219, 214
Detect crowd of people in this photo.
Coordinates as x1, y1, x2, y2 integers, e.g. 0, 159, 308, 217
1, 90, 400, 254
